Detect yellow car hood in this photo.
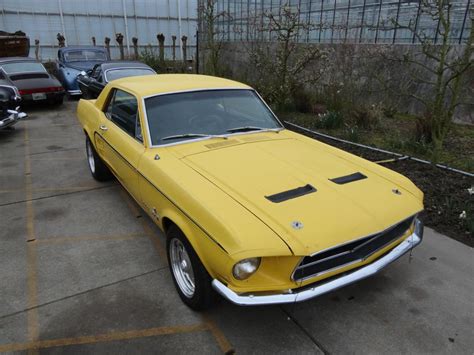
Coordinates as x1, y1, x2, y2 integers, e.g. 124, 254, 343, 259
179, 133, 423, 255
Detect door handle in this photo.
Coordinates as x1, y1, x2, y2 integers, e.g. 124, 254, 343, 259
99, 124, 108, 131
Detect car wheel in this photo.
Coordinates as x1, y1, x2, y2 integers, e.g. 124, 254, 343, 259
85, 136, 113, 181
167, 225, 216, 310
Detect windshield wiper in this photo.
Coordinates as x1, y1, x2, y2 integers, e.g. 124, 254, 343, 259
226, 126, 267, 133
161, 133, 228, 141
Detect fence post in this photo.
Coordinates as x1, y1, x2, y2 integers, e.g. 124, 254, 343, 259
172, 35, 177, 61
181, 35, 187, 63
34, 39, 40, 60
157, 33, 165, 62
116, 33, 125, 60
105, 37, 111, 59
132, 37, 139, 59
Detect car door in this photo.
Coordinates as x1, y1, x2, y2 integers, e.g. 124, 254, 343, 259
95, 89, 144, 200
89, 68, 105, 98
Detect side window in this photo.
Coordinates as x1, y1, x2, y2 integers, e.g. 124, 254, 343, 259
104, 89, 142, 141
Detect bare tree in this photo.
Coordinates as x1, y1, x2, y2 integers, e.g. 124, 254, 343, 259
200, 0, 228, 76
382, 1, 473, 156
247, 3, 328, 110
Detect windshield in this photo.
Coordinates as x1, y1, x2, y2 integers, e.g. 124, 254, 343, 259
64, 50, 107, 62
145, 89, 282, 146
1, 62, 46, 74
105, 68, 155, 82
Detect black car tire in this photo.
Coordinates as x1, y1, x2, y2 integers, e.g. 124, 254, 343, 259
85, 136, 113, 181
166, 225, 216, 311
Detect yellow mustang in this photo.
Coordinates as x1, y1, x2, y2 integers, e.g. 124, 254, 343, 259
77, 74, 424, 310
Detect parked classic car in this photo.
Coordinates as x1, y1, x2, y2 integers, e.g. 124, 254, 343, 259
77, 74, 424, 310
56, 46, 109, 96
0, 57, 65, 104
77, 61, 156, 99
0, 85, 27, 129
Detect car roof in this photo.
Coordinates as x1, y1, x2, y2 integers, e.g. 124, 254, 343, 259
100, 61, 152, 71
113, 74, 251, 97
0, 57, 39, 63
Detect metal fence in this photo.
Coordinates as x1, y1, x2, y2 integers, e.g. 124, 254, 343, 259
0, 0, 198, 60
214, 0, 472, 44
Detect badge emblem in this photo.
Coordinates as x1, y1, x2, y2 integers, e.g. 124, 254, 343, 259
291, 221, 304, 230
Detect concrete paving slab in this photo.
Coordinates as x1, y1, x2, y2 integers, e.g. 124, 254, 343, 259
26, 136, 83, 157
37, 270, 203, 339
36, 236, 165, 305
0, 312, 28, 345
204, 303, 324, 354
39, 330, 221, 354
0, 203, 27, 316
30, 151, 103, 190
282, 227, 474, 354
0, 128, 25, 161
0, 157, 25, 191
0, 190, 26, 207
32, 186, 144, 239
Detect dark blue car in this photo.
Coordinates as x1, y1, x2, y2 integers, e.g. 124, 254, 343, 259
56, 46, 109, 96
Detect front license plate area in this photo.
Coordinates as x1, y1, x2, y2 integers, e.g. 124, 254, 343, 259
32, 93, 47, 100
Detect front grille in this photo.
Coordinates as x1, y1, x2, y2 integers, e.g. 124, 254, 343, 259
292, 216, 415, 281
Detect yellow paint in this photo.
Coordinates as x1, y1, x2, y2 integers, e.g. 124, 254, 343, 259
37, 233, 146, 244
77, 74, 424, 296
23, 123, 40, 355
0, 324, 208, 352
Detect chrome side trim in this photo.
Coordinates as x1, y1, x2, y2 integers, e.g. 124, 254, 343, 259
68, 89, 82, 95
212, 231, 422, 306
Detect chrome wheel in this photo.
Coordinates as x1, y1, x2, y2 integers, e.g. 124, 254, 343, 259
86, 140, 95, 174
170, 238, 195, 298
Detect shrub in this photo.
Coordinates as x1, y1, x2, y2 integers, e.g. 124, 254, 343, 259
343, 124, 360, 143
349, 103, 383, 129
314, 111, 344, 130
139, 45, 163, 72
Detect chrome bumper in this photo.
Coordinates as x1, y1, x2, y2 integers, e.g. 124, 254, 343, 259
0, 111, 26, 129
212, 231, 422, 306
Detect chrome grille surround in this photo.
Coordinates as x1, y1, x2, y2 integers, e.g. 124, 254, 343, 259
292, 215, 416, 282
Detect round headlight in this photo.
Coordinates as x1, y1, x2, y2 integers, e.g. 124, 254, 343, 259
232, 257, 261, 280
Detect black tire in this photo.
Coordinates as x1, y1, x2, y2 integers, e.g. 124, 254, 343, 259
166, 225, 216, 310
85, 136, 113, 181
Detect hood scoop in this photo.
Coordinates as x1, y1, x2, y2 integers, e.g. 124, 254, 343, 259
265, 184, 317, 203
330, 172, 367, 185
